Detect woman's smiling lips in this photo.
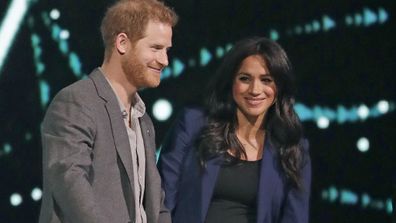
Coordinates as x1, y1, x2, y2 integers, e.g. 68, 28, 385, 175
244, 97, 265, 106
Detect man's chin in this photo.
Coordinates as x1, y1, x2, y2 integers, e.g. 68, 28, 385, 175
149, 83, 160, 88
145, 80, 160, 88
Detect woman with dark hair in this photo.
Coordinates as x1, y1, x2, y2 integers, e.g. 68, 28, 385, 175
158, 37, 311, 223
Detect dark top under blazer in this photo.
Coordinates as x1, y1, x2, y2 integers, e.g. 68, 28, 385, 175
158, 107, 311, 223
39, 69, 170, 223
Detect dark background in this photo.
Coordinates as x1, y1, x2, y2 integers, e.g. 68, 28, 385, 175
0, 0, 394, 222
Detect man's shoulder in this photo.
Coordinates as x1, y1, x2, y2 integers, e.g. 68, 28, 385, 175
68, 77, 93, 91
55, 69, 103, 100
54, 78, 95, 101
45, 72, 106, 114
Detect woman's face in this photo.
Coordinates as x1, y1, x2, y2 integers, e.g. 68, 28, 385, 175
232, 55, 277, 121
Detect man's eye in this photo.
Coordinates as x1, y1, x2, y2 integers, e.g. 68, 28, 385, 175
151, 45, 162, 50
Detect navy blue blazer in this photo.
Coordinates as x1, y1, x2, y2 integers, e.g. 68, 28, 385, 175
158, 107, 311, 223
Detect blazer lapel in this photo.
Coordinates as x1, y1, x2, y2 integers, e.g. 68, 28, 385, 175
139, 115, 155, 157
89, 69, 134, 184
256, 139, 278, 223
201, 156, 222, 223
139, 114, 161, 223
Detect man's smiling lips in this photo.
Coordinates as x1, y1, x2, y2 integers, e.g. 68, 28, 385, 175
148, 66, 163, 74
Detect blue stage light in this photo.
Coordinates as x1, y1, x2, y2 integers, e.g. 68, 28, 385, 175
200, 48, 212, 66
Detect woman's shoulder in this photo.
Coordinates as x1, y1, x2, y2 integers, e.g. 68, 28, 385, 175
300, 138, 309, 152
178, 106, 207, 123
299, 138, 311, 167
172, 106, 208, 136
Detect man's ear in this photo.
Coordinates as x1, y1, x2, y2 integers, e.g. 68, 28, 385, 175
115, 33, 129, 54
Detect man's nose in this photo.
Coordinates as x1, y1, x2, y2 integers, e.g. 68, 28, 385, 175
157, 50, 169, 67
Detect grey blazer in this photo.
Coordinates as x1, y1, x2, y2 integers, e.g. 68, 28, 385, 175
39, 68, 170, 223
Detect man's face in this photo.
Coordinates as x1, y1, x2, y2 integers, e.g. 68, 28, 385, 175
121, 20, 173, 89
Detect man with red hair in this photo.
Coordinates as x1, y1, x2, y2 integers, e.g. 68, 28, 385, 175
39, 1, 178, 222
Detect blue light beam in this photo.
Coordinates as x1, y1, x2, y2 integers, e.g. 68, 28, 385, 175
0, 0, 35, 75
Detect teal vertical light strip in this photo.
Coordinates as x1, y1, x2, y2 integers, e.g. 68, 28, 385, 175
215, 46, 225, 58
378, 8, 388, 23
160, 67, 171, 80
68, 52, 82, 77
172, 58, 185, 77
200, 48, 212, 66
30, 32, 46, 76
39, 79, 50, 108
386, 199, 393, 214
361, 193, 371, 207
0, 0, 33, 75
155, 146, 162, 163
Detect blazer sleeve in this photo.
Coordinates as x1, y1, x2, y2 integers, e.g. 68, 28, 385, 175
157, 107, 205, 212
158, 189, 172, 223
280, 139, 312, 223
41, 88, 108, 223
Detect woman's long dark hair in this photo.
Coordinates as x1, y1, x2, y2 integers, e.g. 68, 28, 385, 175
198, 37, 304, 188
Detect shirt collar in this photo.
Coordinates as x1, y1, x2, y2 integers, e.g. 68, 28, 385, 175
100, 67, 146, 119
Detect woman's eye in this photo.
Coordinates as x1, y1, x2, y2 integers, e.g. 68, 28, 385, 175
239, 76, 249, 81
262, 78, 273, 83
